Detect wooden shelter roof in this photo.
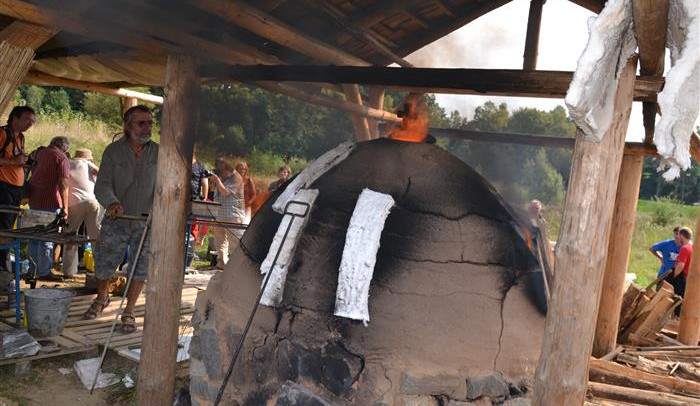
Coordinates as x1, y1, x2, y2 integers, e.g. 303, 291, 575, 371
0, 0, 604, 88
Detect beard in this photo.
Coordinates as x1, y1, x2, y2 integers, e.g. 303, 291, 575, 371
130, 133, 151, 145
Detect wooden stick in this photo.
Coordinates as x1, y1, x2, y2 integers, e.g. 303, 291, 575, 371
589, 368, 671, 393
589, 381, 699, 406
590, 358, 700, 395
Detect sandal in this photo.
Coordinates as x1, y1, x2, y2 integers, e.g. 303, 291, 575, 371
121, 312, 136, 334
83, 296, 110, 320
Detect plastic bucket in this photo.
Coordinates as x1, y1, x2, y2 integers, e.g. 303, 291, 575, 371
24, 288, 75, 338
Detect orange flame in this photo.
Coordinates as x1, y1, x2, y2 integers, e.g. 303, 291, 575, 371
524, 228, 533, 251
250, 190, 271, 215
389, 96, 429, 143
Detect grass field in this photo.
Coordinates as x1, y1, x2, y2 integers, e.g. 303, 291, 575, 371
542, 198, 698, 287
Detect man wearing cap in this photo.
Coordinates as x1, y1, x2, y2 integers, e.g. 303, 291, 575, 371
62, 148, 100, 278
84, 105, 158, 335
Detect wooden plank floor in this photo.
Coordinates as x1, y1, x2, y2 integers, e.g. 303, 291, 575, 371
0, 287, 201, 364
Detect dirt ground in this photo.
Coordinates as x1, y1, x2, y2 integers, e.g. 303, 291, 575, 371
0, 352, 189, 406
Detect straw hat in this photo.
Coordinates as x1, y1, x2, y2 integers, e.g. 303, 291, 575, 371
74, 148, 94, 161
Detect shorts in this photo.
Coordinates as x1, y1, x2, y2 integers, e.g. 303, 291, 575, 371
93, 217, 151, 281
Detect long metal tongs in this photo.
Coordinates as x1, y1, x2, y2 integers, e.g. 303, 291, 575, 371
213, 200, 310, 406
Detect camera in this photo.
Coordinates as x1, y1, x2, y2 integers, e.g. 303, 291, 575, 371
202, 169, 213, 178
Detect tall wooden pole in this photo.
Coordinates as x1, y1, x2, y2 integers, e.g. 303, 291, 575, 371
137, 54, 198, 405
367, 87, 385, 139
592, 153, 644, 357
523, 0, 545, 70
342, 84, 372, 141
122, 96, 138, 113
678, 212, 700, 344
533, 56, 637, 405
632, 0, 669, 144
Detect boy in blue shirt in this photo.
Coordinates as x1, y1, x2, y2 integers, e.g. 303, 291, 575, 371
649, 226, 682, 286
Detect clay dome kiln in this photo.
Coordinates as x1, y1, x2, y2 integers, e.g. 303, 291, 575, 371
189, 138, 546, 406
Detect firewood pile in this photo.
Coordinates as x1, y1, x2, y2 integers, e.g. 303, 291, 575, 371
618, 282, 681, 346
586, 281, 700, 405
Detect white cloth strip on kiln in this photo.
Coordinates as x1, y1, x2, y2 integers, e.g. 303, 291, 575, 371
654, 0, 700, 180
260, 189, 318, 307
334, 189, 395, 324
273, 141, 354, 214
565, 0, 636, 141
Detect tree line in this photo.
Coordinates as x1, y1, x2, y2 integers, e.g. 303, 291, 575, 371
14, 84, 700, 206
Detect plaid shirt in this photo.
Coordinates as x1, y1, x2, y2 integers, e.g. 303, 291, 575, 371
215, 173, 245, 221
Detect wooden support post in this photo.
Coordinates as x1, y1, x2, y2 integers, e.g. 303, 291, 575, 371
632, 0, 669, 144
367, 87, 385, 139
342, 84, 371, 141
523, 0, 545, 70
136, 54, 198, 406
592, 153, 644, 357
122, 97, 138, 113
532, 56, 637, 405
678, 211, 700, 344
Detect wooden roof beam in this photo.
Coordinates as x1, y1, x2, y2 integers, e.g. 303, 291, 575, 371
632, 0, 669, 144
301, 0, 414, 67
348, 0, 426, 29
85, 0, 279, 65
204, 65, 664, 101
23, 70, 163, 104
401, 10, 430, 29
256, 82, 401, 123
397, 0, 514, 55
179, 0, 370, 66
566, 0, 605, 13
430, 126, 678, 158
0, 0, 276, 67
433, 0, 456, 18
523, 0, 545, 70
0, 20, 55, 49
0, 0, 49, 25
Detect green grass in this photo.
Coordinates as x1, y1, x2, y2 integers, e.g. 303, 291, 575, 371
629, 199, 697, 286
539, 198, 697, 288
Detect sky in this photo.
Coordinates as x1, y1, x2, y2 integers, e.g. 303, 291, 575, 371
405, 0, 651, 141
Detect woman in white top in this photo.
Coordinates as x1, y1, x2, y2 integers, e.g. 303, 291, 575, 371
62, 148, 101, 277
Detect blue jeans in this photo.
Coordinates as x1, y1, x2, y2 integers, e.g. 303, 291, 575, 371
29, 240, 54, 277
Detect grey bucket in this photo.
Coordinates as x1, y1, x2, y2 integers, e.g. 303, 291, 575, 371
24, 288, 75, 338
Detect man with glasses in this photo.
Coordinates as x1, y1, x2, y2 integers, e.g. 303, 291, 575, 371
85, 105, 158, 334
0, 106, 35, 271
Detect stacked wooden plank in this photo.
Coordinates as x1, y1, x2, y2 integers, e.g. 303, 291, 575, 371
589, 351, 700, 405
62, 287, 199, 357
586, 282, 700, 405
0, 286, 200, 365
618, 282, 682, 346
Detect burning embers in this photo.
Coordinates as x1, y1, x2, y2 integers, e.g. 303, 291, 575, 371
189, 139, 546, 406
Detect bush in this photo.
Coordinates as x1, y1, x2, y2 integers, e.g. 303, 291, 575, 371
651, 197, 680, 226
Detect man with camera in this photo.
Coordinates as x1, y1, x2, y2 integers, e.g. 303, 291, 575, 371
0, 106, 36, 271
